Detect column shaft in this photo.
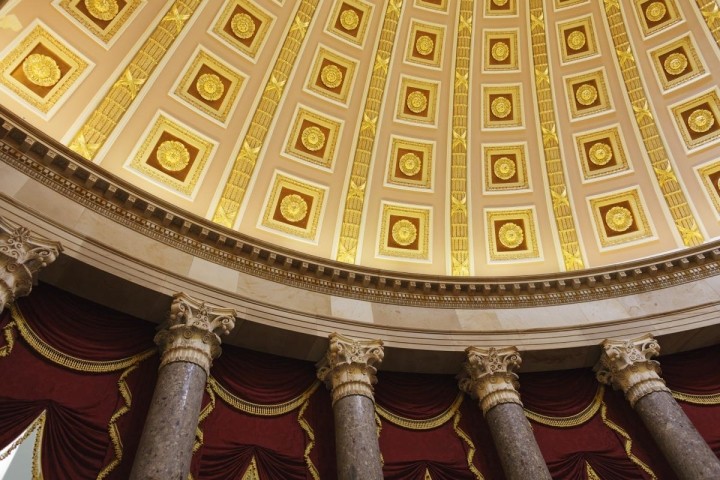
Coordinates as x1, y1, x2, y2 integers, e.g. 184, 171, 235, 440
634, 391, 720, 480
333, 395, 384, 480
130, 362, 206, 480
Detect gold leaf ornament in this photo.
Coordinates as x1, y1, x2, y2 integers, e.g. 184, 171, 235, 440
85, 0, 119, 21
156, 140, 190, 171
391, 219, 418, 246
22, 54, 61, 87
407, 91, 428, 113
301, 126, 326, 151
340, 9, 359, 30
567, 30, 586, 51
575, 84, 598, 106
605, 206, 633, 232
491, 97, 512, 118
663, 52, 687, 76
491, 42, 510, 61
688, 109, 715, 133
279, 194, 308, 222
399, 152, 422, 176
645, 2, 667, 22
498, 222, 524, 249
493, 157, 516, 180
196, 73, 224, 101
231, 13, 255, 39
416, 35, 435, 55
320, 64, 343, 88
588, 142, 613, 166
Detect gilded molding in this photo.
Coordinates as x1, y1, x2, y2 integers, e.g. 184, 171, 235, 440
458, 346, 522, 415
155, 293, 237, 375
335, 0, 404, 264
697, 0, 720, 48
594, 333, 669, 407
68, 0, 202, 160
529, 0, 585, 270
449, 0, 473, 275
603, 0, 704, 247
316, 332, 384, 404
212, 0, 320, 228
0, 216, 62, 312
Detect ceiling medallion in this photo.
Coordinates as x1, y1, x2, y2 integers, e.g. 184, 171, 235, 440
688, 109, 715, 133
22, 54, 61, 87
645, 2, 667, 22
231, 13, 256, 39
605, 206, 633, 232
588, 142, 613, 166
493, 0, 509, 6
301, 126, 326, 151
156, 140, 190, 172
85, 0, 119, 21
340, 9, 359, 31
575, 84, 598, 106
491, 97, 512, 119
493, 157, 516, 180
407, 90, 428, 113
498, 222, 524, 249
567, 31, 586, 51
663, 52, 688, 76
391, 219, 418, 246
279, 194, 309, 222
415, 35, 435, 56
491, 42, 510, 62
320, 64, 343, 89
196, 73, 225, 101
399, 152, 422, 176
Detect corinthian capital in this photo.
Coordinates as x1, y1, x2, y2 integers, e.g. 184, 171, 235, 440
154, 293, 237, 375
0, 217, 62, 312
316, 332, 384, 404
458, 346, 522, 415
594, 333, 669, 407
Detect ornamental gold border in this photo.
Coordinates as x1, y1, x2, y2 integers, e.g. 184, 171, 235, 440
326, 0, 374, 47
670, 89, 720, 151
633, 0, 681, 37
0, 22, 90, 117
396, 75, 440, 126
416, 0, 449, 12
53, 0, 144, 46
386, 136, 434, 190
482, 143, 530, 193
588, 187, 654, 249
126, 112, 216, 198
554, 0, 589, 9
486, 207, 541, 262
210, 0, 274, 61
483, 29, 519, 72
172, 46, 246, 126
648, 34, 705, 92
305, 45, 357, 106
259, 171, 327, 242
405, 20, 445, 68
564, 68, 612, 120
377, 202, 431, 261
557, 15, 598, 64
695, 160, 720, 219
484, 0, 517, 17
482, 84, 523, 129
574, 126, 631, 182
284, 105, 342, 170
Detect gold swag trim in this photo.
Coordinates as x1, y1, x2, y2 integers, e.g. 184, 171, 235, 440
524, 385, 604, 428
452, 407, 484, 480
297, 396, 320, 480
0, 319, 16, 357
376, 392, 464, 430
10, 305, 156, 372
208, 377, 320, 416
671, 390, 720, 405
601, 402, 657, 479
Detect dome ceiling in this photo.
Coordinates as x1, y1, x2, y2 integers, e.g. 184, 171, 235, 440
2, 0, 720, 277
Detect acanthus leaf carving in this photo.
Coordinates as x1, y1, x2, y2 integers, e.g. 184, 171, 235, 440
458, 346, 522, 414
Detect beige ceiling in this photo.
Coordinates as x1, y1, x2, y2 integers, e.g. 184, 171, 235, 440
2, 0, 720, 277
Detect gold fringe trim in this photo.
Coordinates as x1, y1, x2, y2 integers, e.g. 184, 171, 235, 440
376, 392, 464, 430
297, 396, 320, 480
671, 390, 720, 405
0, 410, 46, 479
586, 461, 602, 480
193, 384, 216, 453
524, 385, 605, 428
11, 305, 156, 372
208, 377, 320, 416
452, 406, 484, 480
374, 411, 384, 467
0, 319, 16, 357
601, 402, 657, 479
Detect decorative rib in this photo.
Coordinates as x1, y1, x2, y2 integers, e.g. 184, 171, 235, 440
212, 1, 320, 228
335, 0, 404, 264
529, 0, 585, 270
69, 1, 201, 160
602, 0, 703, 246
695, 1, 720, 50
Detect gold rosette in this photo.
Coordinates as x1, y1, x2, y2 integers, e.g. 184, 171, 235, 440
498, 222, 524, 249
688, 109, 715, 133
399, 153, 422, 176
491, 42, 510, 61
391, 219, 417, 246
156, 140, 190, 172
22, 54, 61, 88
493, 0, 509, 5
85, 0, 119, 21
231, 13, 256, 39
301, 126, 326, 151
415, 35, 434, 56
320, 65, 343, 89
588, 143, 613, 166
645, 2, 667, 22
493, 157, 516, 180
567, 31, 586, 51
280, 194, 308, 222
575, 84, 598, 106
196, 73, 225, 101
491, 97, 512, 119
340, 9, 359, 30
407, 91, 428, 114
605, 206, 633, 232
663, 53, 687, 76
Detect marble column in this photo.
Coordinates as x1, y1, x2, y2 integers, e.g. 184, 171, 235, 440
458, 346, 552, 480
129, 293, 236, 480
316, 332, 384, 480
0, 217, 61, 313
595, 334, 720, 480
